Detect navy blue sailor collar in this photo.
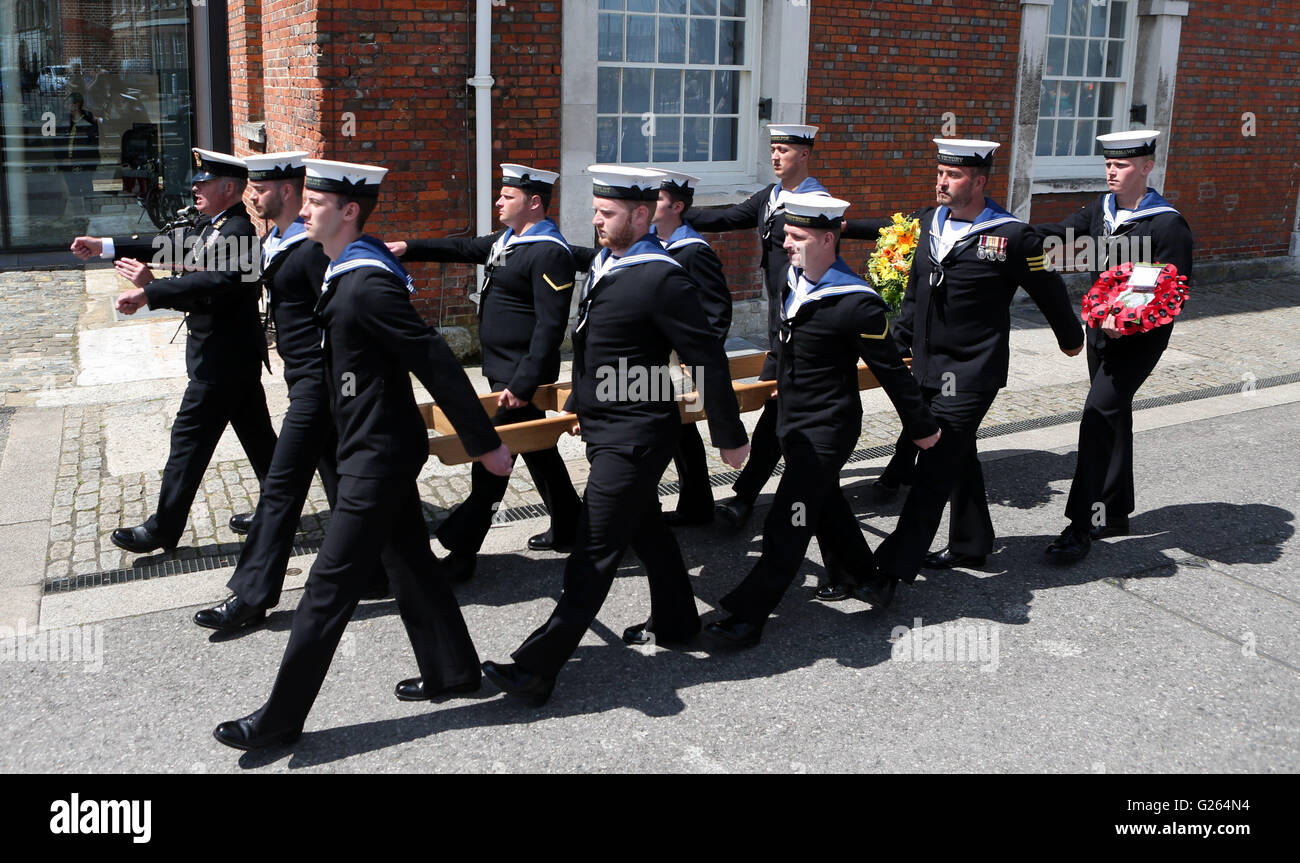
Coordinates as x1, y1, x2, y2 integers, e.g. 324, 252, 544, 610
322, 234, 415, 293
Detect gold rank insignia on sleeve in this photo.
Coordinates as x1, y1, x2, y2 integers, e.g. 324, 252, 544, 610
543, 274, 574, 292
860, 319, 890, 340
1026, 252, 1048, 272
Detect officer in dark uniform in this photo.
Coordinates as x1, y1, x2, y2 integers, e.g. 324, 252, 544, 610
193, 151, 384, 633
874, 139, 1085, 592
480, 165, 750, 706
648, 169, 732, 526
72, 148, 277, 554
708, 193, 940, 647
685, 124, 885, 528
214, 158, 513, 750
389, 164, 581, 581
1038, 130, 1195, 561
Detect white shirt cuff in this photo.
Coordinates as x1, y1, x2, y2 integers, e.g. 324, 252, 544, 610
100, 237, 115, 259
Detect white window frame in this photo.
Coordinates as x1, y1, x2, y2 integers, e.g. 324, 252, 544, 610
1033, 0, 1140, 181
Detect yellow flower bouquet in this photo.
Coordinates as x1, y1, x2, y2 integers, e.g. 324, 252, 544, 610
866, 212, 920, 317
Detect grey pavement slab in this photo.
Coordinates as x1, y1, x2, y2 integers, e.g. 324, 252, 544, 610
1, 402, 1296, 773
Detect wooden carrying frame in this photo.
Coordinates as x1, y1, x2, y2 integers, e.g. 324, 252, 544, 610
420, 352, 893, 466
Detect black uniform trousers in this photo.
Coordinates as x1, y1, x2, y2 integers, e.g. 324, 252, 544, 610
876, 387, 999, 583
511, 442, 698, 678
1065, 324, 1172, 529
145, 379, 277, 547
720, 435, 874, 624
258, 475, 479, 729
226, 376, 387, 609
671, 422, 713, 515
730, 397, 781, 502
436, 379, 580, 555
880, 433, 919, 487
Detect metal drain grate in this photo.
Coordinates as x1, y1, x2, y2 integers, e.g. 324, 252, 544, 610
44, 370, 1300, 595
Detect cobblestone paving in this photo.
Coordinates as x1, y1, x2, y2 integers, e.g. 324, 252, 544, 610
9, 269, 1300, 582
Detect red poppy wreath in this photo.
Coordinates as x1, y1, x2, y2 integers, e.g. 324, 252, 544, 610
1081, 261, 1189, 336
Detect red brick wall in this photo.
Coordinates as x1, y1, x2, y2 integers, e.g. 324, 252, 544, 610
228, 0, 263, 136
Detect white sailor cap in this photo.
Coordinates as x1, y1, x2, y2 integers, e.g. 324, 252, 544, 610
243, 151, 309, 181
768, 124, 818, 146
191, 148, 248, 182
501, 163, 559, 191
933, 138, 1000, 167
302, 158, 388, 198
587, 164, 661, 201
652, 169, 701, 199
782, 192, 850, 229
1097, 130, 1160, 158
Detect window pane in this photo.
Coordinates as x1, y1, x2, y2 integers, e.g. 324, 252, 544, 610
1073, 119, 1095, 157
1109, 1, 1128, 37
655, 69, 682, 114
622, 67, 651, 114
691, 0, 717, 13
598, 117, 620, 161
1099, 82, 1116, 117
1046, 38, 1066, 76
689, 18, 716, 64
1066, 38, 1084, 77
718, 19, 744, 65
714, 70, 738, 114
1054, 120, 1073, 156
1095, 119, 1113, 148
1041, 80, 1059, 117
713, 117, 738, 161
1089, 2, 1107, 37
1069, 0, 1088, 36
1086, 39, 1104, 78
683, 117, 711, 161
598, 14, 624, 61
599, 0, 623, 9
1036, 119, 1055, 156
651, 117, 682, 162
1049, 0, 1067, 35
598, 67, 620, 113
628, 0, 655, 10
659, 16, 686, 63
1058, 82, 1078, 118
627, 15, 656, 62
622, 117, 650, 162
685, 69, 711, 113
1078, 80, 1098, 117
720, 0, 746, 15
1105, 40, 1124, 77
659, 0, 686, 12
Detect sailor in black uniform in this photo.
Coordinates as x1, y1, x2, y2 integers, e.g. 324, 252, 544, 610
686, 124, 885, 528
480, 165, 750, 706
648, 169, 733, 526
874, 139, 1084, 591
1038, 130, 1194, 561
213, 159, 513, 750
389, 163, 581, 581
193, 151, 384, 632
71, 148, 277, 555
706, 194, 940, 647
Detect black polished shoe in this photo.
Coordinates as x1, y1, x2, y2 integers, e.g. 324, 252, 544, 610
850, 574, 897, 609
194, 595, 266, 633
228, 512, 254, 535
1046, 525, 1092, 562
481, 661, 555, 706
621, 620, 697, 648
527, 528, 575, 552
212, 712, 302, 751
441, 551, 477, 583
394, 676, 481, 702
110, 524, 173, 554
922, 547, 986, 570
815, 583, 852, 602
872, 477, 901, 503
704, 615, 764, 649
1089, 518, 1130, 540
664, 508, 714, 527
714, 497, 754, 529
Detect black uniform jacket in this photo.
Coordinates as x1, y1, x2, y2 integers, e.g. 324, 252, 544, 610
776, 259, 938, 451
686, 178, 884, 380
895, 201, 1084, 392
113, 202, 264, 384
403, 219, 575, 399
259, 220, 329, 387
659, 222, 732, 340
1032, 188, 1194, 284
316, 240, 501, 479
568, 236, 747, 451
